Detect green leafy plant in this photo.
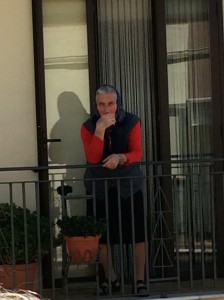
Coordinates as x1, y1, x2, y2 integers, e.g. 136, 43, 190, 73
55, 215, 107, 246
0, 203, 51, 264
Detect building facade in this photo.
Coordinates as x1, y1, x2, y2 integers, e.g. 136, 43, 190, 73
1, 0, 224, 297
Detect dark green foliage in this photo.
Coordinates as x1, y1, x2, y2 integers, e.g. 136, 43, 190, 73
0, 203, 51, 264
55, 215, 107, 245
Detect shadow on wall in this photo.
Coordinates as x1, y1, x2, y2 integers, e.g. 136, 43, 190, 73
48, 91, 89, 201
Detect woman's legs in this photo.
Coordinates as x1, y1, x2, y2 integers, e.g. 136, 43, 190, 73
101, 242, 146, 280
99, 244, 120, 295
90, 188, 148, 294
134, 242, 148, 295
135, 242, 146, 281
100, 244, 117, 281
100, 241, 146, 281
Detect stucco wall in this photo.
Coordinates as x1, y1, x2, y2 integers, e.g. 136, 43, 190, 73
0, 0, 37, 178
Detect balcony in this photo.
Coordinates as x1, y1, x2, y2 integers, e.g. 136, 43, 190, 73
0, 159, 224, 299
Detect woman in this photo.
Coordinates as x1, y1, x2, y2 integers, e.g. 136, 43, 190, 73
81, 85, 147, 295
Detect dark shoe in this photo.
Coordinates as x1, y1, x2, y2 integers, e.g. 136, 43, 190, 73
99, 278, 120, 295
136, 280, 148, 297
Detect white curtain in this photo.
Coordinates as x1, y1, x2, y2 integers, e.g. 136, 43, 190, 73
96, 0, 154, 281
97, 0, 155, 163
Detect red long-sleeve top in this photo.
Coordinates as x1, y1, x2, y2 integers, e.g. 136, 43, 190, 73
81, 121, 142, 165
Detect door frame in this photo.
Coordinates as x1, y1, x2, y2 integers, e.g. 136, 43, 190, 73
32, 0, 49, 217
209, 0, 224, 276
152, 0, 175, 278
32, 0, 53, 288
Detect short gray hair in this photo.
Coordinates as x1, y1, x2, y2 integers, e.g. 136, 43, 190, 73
96, 85, 117, 96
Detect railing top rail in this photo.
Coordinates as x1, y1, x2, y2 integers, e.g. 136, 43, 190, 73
0, 157, 223, 172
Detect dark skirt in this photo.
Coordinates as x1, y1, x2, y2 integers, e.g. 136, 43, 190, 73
87, 187, 146, 244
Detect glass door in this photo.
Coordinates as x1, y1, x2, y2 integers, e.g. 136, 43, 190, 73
164, 0, 223, 276
41, 0, 91, 280
42, 0, 90, 209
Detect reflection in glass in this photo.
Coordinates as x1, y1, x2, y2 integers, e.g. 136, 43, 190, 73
165, 0, 213, 272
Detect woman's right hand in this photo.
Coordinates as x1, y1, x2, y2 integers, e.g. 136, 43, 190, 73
94, 114, 116, 141
96, 114, 116, 130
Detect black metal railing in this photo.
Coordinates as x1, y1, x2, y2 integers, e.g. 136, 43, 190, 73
0, 159, 223, 299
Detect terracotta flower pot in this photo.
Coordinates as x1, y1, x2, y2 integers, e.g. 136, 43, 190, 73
65, 235, 101, 264
0, 262, 38, 290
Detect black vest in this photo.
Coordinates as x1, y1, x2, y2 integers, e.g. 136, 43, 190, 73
83, 112, 143, 199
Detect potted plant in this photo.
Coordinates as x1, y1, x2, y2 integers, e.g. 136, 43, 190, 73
55, 215, 107, 264
0, 203, 51, 289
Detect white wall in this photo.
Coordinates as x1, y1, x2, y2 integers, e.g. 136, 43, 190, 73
0, 0, 37, 176
0, 0, 38, 210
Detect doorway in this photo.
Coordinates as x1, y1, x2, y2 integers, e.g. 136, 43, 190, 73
32, 0, 224, 282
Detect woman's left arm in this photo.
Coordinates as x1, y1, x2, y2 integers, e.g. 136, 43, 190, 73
124, 121, 142, 164
102, 121, 142, 169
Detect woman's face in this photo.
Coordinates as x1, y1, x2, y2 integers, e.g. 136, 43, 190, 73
96, 92, 117, 117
